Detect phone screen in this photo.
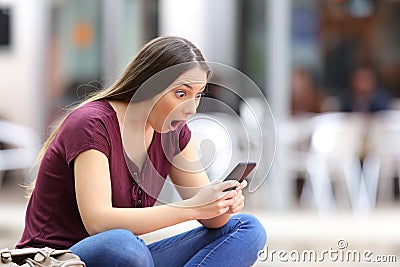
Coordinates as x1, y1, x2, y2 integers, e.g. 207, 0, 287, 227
223, 162, 256, 191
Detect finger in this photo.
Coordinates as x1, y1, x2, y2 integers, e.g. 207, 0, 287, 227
238, 180, 248, 190
231, 202, 245, 214
238, 194, 245, 204
228, 194, 243, 209
228, 203, 241, 214
229, 202, 239, 212
230, 196, 245, 212
235, 189, 243, 197
219, 189, 237, 200
214, 189, 236, 205
232, 194, 245, 208
219, 180, 240, 192
219, 198, 236, 209
233, 180, 247, 191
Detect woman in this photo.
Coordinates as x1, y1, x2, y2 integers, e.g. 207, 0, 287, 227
17, 36, 266, 266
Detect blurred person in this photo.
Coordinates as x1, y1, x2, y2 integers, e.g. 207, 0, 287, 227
291, 67, 327, 116
16, 36, 266, 267
340, 65, 392, 112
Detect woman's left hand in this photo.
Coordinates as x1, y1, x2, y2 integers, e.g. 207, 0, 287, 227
227, 180, 247, 214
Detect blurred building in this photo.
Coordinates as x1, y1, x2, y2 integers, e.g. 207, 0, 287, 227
1, 0, 399, 128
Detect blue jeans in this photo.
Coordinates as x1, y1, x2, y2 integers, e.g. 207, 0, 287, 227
70, 214, 266, 267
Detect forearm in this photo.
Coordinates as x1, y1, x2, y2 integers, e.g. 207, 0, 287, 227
198, 213, 231, 229
86, 200, 196, 236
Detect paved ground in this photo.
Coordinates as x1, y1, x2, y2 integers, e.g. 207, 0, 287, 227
1, 176, 400, 266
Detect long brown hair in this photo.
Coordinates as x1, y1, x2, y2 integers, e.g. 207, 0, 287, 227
28, 36, 209, 194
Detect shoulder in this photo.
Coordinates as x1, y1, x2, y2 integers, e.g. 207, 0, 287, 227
68, 100, 115, 122
58, 100, 118, 146
58, 100, 117, 163
63, 100, 116, 131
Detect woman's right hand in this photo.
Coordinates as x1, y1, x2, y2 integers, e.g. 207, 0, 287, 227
186, 180, 240, 220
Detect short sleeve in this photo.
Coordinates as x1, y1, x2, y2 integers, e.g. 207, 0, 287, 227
60, 110, 111, 167
177, 123, 192, 154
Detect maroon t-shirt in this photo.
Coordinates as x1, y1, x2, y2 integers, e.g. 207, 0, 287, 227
16, 100, 191, 249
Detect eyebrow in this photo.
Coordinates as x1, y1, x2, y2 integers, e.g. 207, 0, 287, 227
182, 83, 207, 92
182, 84, 193, 90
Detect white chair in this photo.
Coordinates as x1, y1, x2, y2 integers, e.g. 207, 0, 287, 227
289, 112, 370, 212
0, 120, 41, 187
279, 113, 316, 208
363, 111, 400, 207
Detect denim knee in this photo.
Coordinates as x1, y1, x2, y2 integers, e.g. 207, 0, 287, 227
233, 214, 267, 251
108, 229, 153, 266
71, 229, 154, 267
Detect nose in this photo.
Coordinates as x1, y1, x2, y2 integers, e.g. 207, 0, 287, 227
183, 98, 197, 115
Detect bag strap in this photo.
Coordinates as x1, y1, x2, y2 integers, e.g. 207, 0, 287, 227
33, 247, 55, 263
1, 247, 85, 266
0, 248, 12, 263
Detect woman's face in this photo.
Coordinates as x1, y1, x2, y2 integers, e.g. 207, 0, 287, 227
148, 67, 208, 133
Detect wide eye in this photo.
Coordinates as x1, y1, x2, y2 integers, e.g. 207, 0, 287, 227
175, 90, 186, 98
195, 91, 205, 99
